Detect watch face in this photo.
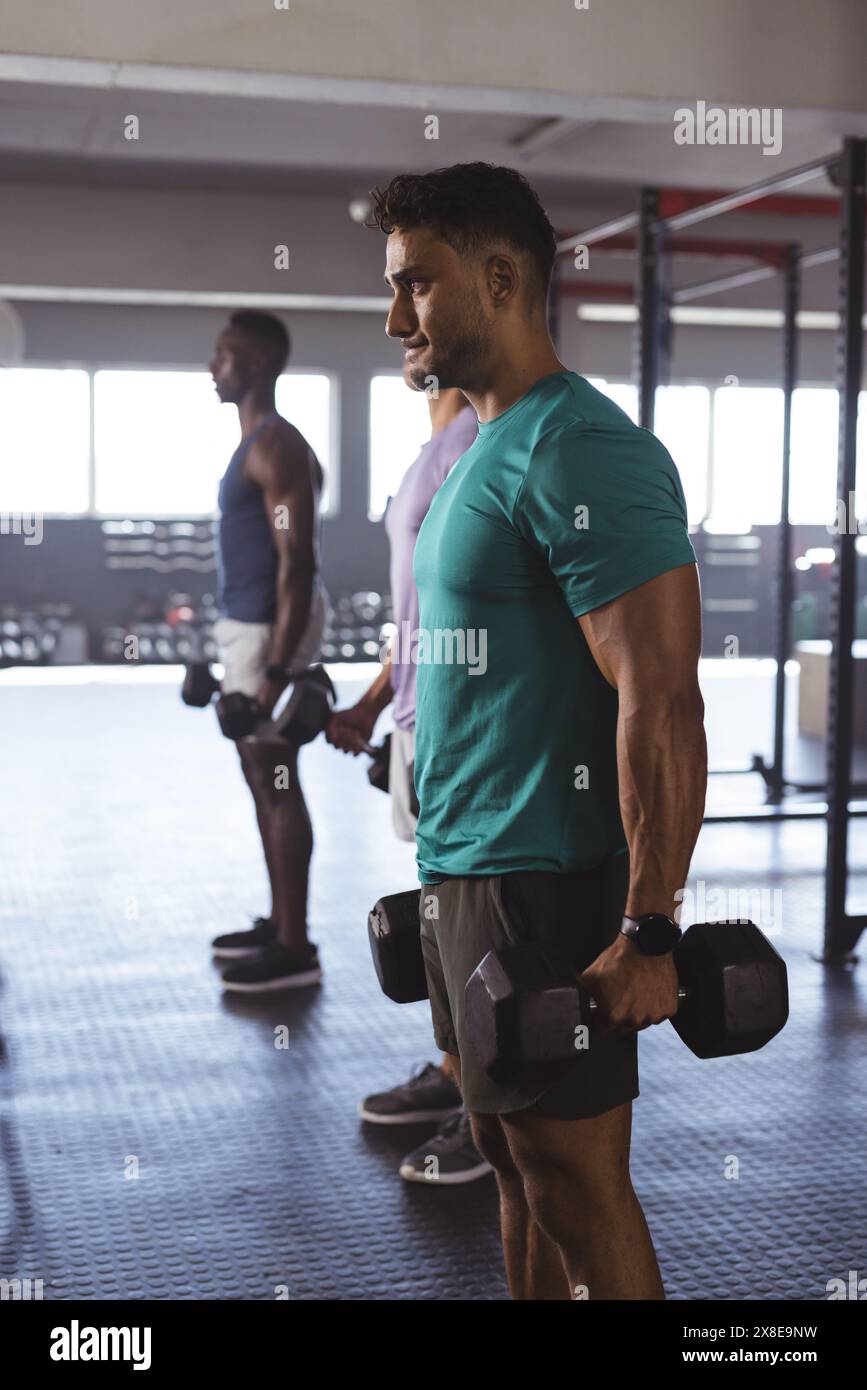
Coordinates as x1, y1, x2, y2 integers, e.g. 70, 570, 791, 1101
637, 914, 681, 955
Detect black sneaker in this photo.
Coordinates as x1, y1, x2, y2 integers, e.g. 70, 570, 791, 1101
221, 943, 322, 993
212, 916, 277, 959
358, 1061, 462, 1126
398, 1110, 494, 1185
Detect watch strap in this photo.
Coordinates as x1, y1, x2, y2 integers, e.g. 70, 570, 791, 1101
619, 915, 640, 941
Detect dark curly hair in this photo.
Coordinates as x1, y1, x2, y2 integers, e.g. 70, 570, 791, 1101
369, 163, 557, 305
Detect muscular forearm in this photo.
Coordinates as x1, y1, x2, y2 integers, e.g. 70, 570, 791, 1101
616, 690, 707, 920
268, 558, 314, 671
360, 652, 394, 714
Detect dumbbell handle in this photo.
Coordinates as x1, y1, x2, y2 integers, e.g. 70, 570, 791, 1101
586, 986, 687, 1013
282, 666, 322, 684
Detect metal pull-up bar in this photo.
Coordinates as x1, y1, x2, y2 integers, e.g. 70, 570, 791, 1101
675, 244, 843, 305
662, 154, 837, 231
556, 153, 840, 260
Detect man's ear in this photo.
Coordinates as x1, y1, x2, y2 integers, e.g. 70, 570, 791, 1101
485, 253, 520, 308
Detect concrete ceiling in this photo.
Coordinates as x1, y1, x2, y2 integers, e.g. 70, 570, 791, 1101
0, 76, 849, 208
0, 70, 860, 317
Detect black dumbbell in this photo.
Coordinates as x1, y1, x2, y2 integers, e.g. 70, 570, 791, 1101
215, 690, 260, 739
361, 735, 390, 792
359, 735, 418, 813
465, 920, 789, 1088
277, 664, 337, 744
182, 661, 220, 708
367, 889, 426, 1003
216, 664, 336, 743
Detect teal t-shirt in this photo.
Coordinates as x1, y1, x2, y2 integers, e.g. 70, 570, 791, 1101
412, 370, 697, 883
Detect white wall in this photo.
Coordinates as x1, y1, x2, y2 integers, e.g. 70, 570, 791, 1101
2, 173, 846, 387
1, 183, 386, 297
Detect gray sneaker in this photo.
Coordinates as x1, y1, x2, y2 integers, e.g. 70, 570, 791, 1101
398, 1110, 494, 1185
358, 1062, 462, 1125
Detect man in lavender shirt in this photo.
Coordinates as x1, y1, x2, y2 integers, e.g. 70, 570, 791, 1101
327, 381, 489, 1185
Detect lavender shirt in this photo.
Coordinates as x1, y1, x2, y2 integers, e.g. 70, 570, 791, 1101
384, 406, 479, 730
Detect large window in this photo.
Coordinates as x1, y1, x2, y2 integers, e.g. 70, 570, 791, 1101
94, 370, 237, 515
95, 370, 334, 516
6, 361, 864, 529
708, 385, 867, 528
0, 368, 90, 514
788, 388, 838, 525
275, 374, 334, 512
709, 387, 784, 527
654, 385, 710, 526
369, 374, 432, 520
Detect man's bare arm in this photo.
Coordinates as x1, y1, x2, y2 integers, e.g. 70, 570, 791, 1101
246, 422, 317, 705
578, 563, 707, 921
360, 650, 394, 714
326, 651, 394, 755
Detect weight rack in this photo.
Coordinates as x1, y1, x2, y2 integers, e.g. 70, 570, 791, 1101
553, 138, 867, 961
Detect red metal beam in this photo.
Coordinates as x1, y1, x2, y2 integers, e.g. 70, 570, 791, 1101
596, 233, 788, 266
556, 163, 844, 260
657, 189, 840, 220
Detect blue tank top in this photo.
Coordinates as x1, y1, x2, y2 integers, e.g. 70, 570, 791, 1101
217, 413, 321, 623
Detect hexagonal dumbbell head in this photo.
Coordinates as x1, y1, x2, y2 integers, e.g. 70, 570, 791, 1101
465, 944, 585, 1089
670, 920, 788, 1059
274, 665, 336, 745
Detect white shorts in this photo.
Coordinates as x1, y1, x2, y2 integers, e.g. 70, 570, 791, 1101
389, 725, 418, 842
214, 587, 329, 743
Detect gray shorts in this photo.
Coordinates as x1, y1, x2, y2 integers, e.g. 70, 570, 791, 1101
419, 853, 639, 1118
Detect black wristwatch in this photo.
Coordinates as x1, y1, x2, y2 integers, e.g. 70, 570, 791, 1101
620, 913, 682, 956
265, 663, 288, 683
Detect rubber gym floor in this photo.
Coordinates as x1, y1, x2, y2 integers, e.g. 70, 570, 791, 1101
0, 665, 864, 1300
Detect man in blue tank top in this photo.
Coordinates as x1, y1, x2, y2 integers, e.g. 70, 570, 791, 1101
207, 310, 330, 993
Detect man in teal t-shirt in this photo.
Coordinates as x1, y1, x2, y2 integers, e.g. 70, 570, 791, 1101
413, 369, 697, 882
372, 162, 708, 1302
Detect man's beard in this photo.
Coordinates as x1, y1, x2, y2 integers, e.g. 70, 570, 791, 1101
407, 304, 487, 393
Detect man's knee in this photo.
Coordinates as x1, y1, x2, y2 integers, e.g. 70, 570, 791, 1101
239, 740, 298, 797
502, 1105, 634, 1233
469, 1112, 522, 1182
